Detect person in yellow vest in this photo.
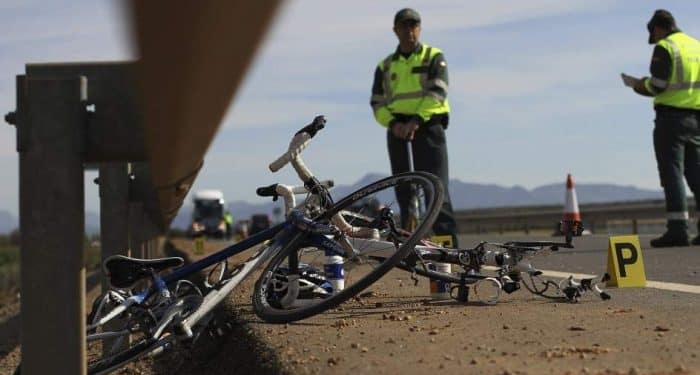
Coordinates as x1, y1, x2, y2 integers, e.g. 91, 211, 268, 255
628, 10, 700, 247
223, 211, 233, 240
370, 8, 458, 247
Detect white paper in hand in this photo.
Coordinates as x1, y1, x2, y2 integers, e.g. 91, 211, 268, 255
621, 73, 640, 88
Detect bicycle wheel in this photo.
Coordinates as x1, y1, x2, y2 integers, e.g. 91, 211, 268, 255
253, 171, 444, 323
86, 292, 202, 374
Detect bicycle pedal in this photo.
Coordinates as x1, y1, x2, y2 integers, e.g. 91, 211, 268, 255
210, 327, 226, 338
563, 287, 581, 302
502, 281, 520, 294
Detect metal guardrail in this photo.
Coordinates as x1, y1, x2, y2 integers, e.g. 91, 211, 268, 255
454, 198, 697, 235
7, 2, 285, 373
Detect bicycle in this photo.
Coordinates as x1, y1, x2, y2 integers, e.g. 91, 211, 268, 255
9, 115, 443, 375
251, 150, 609, 324
254, 212, 610, 325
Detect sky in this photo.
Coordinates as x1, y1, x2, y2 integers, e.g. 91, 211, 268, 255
2, 0, 700, 216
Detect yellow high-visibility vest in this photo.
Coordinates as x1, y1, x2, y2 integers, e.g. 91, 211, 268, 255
372, 44, 450, 127
645, 32, 700, 109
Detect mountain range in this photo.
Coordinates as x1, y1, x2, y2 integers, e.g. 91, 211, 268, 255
0, 174, 664, 234
173, 173, 664, 230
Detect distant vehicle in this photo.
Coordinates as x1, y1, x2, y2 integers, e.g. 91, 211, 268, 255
233, 219, 249, 240
249, 214, 272, 235
189, 190, 230, 239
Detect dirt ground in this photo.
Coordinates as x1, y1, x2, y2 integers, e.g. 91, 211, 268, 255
1, 237, 699, 375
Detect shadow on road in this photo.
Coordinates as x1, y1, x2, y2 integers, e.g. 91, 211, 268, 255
145, 240, 289, 375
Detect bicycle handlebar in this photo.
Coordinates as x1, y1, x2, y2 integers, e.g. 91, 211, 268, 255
295, 115, 326, 137
256, 180, 335, 216
256, 180, 334, 199
477, 220, 583, 253
500, 240, 573, 251
264, 115, 373, 238
269, 115, 326, 173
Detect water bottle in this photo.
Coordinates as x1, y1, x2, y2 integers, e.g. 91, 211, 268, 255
428, 262, 451, 300
324, 253, 344, 293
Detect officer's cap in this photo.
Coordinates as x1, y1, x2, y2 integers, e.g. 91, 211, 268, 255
394, 8, 421, 26
647, 9, 677, 44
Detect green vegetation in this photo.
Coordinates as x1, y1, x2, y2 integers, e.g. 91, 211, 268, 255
0, 232, 102, 294
0, 233, 20, 294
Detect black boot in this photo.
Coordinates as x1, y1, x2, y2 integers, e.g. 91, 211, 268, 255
650, 219, 689, 248
650, 233, 690, 247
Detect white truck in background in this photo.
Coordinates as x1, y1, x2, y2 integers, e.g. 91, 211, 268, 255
188, 189, 230, 239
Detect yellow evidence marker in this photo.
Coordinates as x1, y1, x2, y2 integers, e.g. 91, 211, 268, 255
606, 235, 646, 287
431, 234, 454, 248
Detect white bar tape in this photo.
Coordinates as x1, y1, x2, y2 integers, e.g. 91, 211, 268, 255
269, 132, 312, 172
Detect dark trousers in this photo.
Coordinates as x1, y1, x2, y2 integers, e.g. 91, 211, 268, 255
653, 108, 700, 233
387, 124, 459, 247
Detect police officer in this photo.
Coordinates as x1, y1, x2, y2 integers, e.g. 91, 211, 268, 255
629, 10, 700, 247
370, 8, 459, 247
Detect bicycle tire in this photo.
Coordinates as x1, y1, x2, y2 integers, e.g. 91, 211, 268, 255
88, 337, 160, 375
86, 293, 202, 374
252, 171, 444, 323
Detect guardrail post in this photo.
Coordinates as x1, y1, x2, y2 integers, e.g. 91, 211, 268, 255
142, 215, 161, 258
97, 162, 132, 354
98, 162, 132, 287
129, 201, 146, 258
18, 76, 87, 375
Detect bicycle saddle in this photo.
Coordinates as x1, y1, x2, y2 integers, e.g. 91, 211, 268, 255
103, 255, 184, 289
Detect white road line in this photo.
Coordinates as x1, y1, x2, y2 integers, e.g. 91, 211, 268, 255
539, 269, 700, 294
644, 281, 700, 294
482, 266, 700, 294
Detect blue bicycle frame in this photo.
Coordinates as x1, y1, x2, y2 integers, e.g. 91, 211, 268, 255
162, 221, 288, 285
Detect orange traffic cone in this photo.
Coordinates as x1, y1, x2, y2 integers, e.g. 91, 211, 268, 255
563, 173, 582, 223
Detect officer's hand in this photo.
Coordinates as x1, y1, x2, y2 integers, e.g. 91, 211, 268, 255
405, 119, 420, 141
392, 121, 420, 140
391, 121, 405, 139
